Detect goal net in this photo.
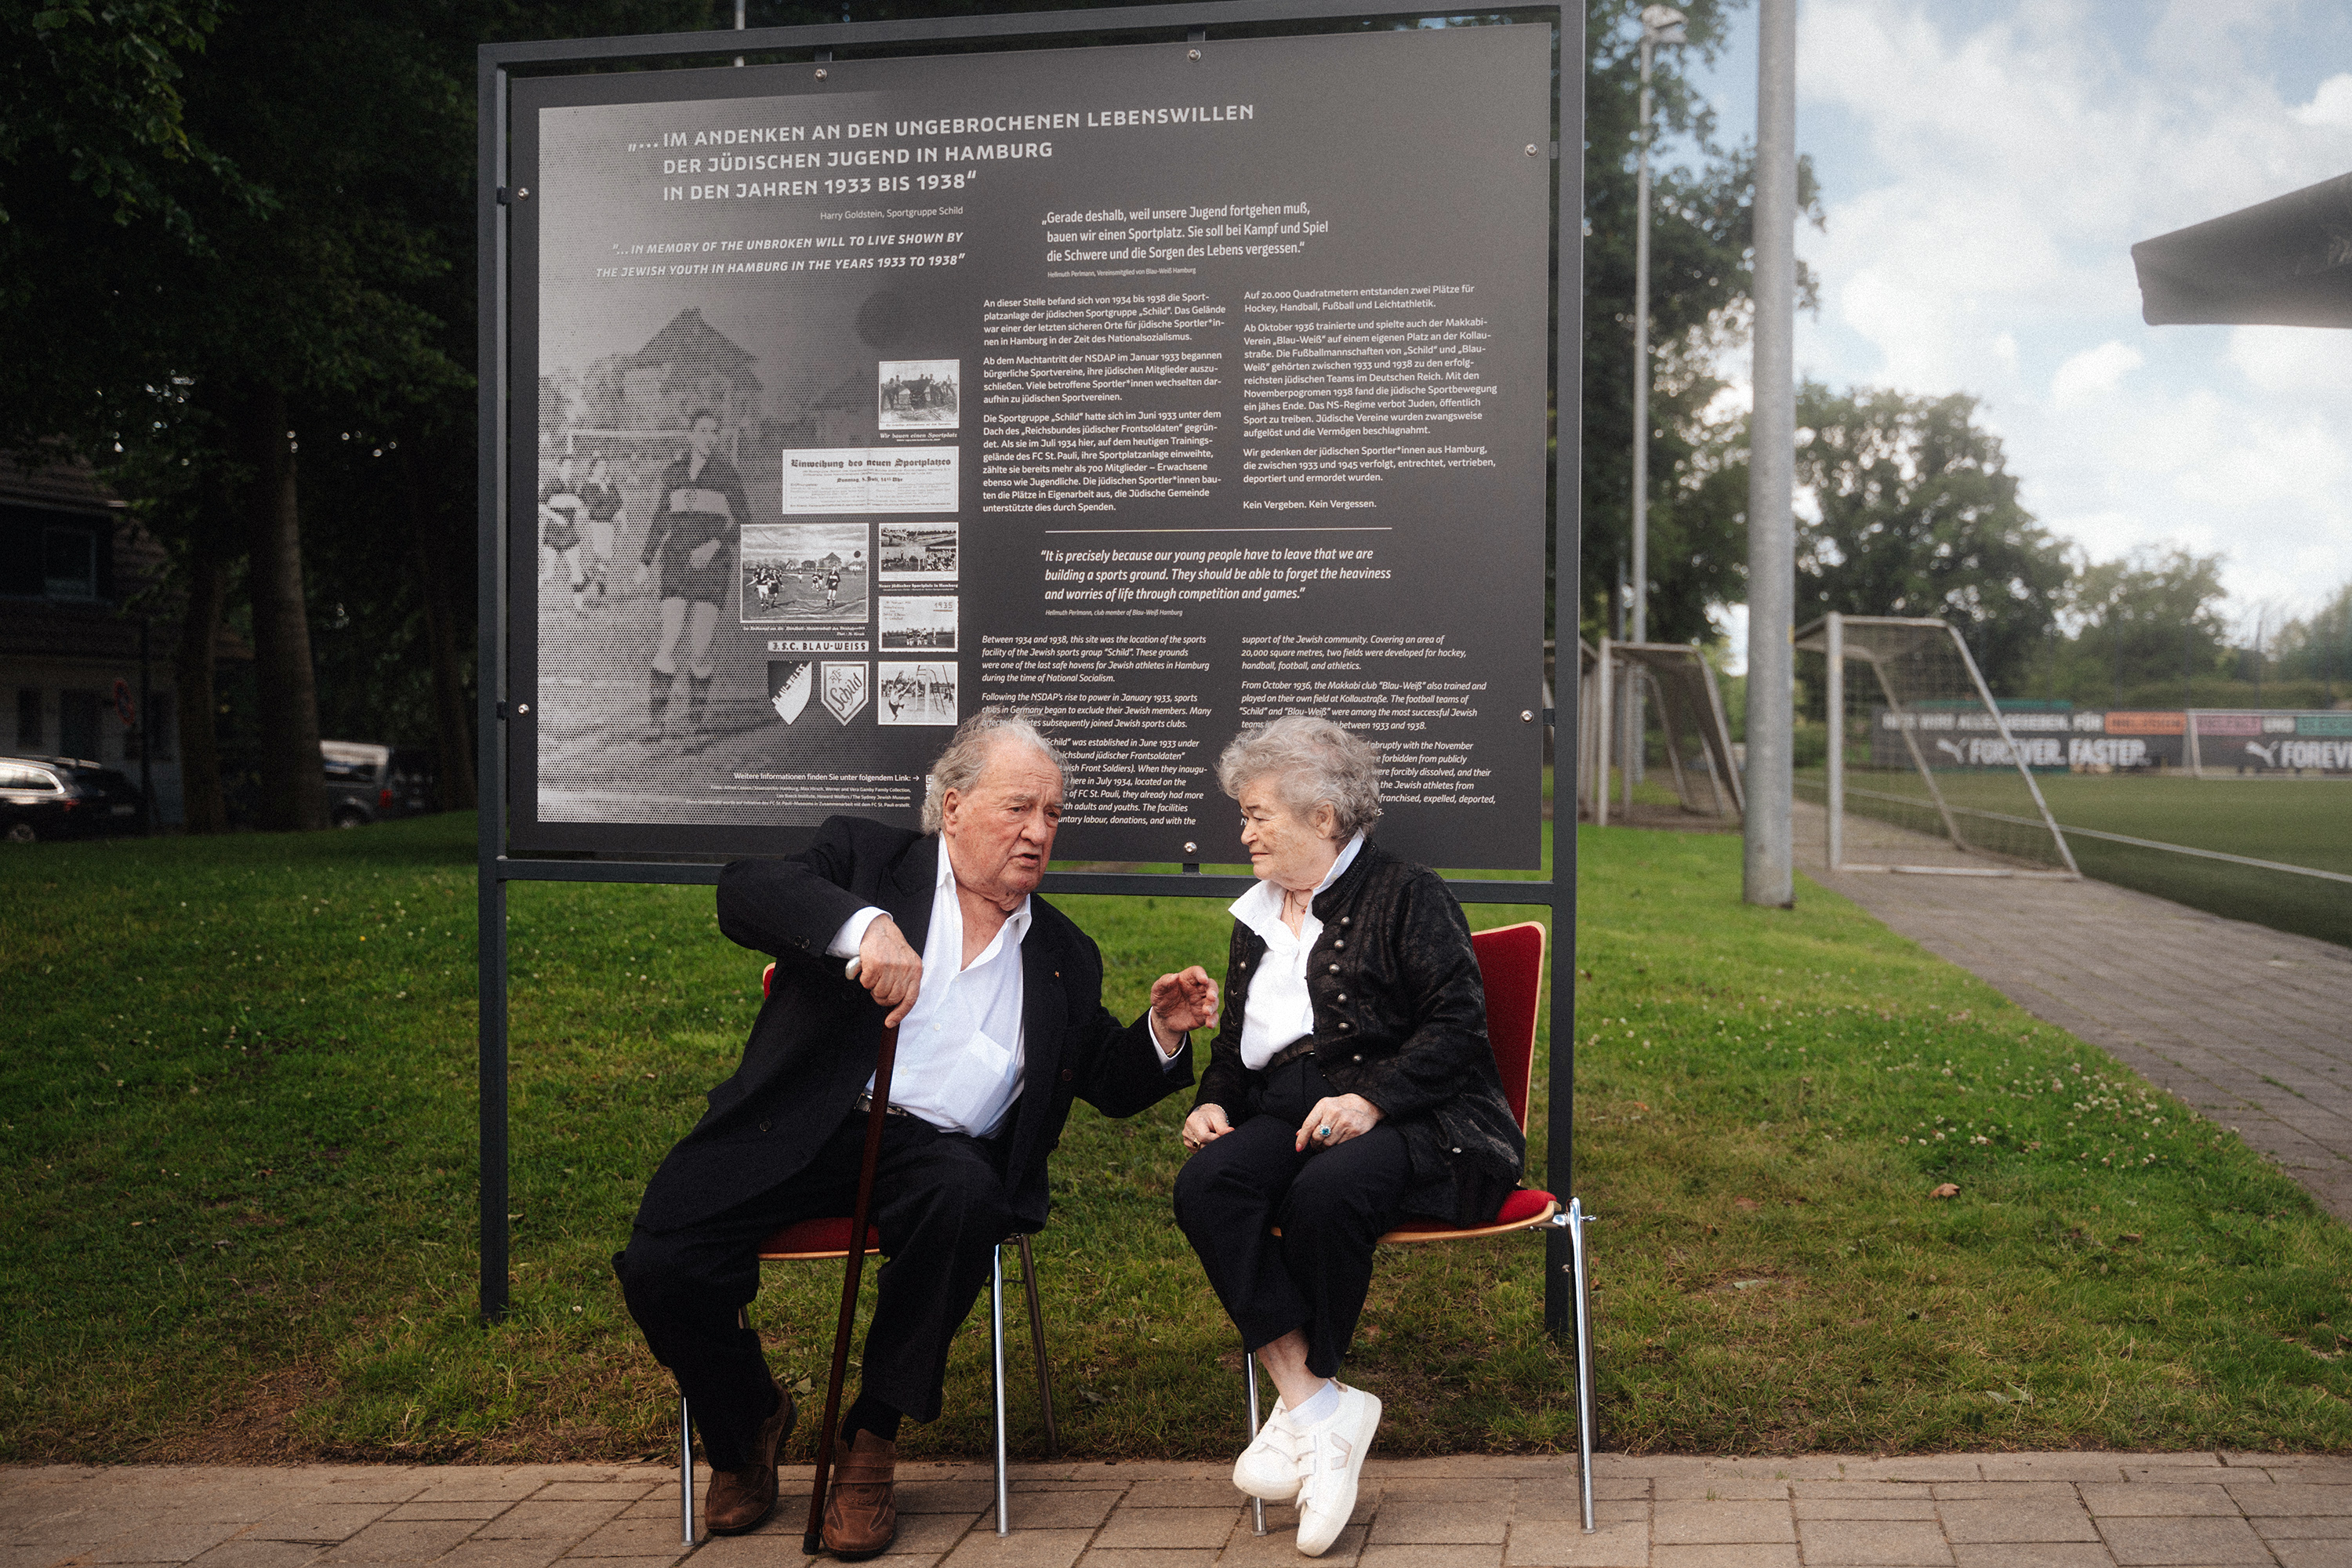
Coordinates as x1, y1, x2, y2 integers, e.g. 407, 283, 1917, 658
1582, 640, 1743, 825
1793, 614, 2078, 877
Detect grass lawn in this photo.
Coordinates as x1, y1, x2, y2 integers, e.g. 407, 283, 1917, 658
6, 813, 2351, 1464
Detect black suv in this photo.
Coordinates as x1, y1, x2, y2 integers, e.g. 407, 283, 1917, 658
323, 742, 437, 828
0, 756, 147, 842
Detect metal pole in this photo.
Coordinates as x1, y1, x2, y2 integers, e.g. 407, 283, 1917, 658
1742, 0, 1796, 909
476, 54, 513, 1323
1567, 1198, 1596, 1530
1594, 639, 1612, 827
734, 0, 746, 66
1629, 34, 1652, 784
1824, 612, 1842, 870
1244, 1352, 1268, 1536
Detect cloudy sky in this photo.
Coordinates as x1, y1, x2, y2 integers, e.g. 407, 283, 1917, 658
1680, 0, 2352, 659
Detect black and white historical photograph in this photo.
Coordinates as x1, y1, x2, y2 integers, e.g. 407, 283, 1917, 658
740, 523, 869, 626
877, 358, 959, 432
878, 594, 958, 652
877, 662, 958, 726
877, 522, 959, 586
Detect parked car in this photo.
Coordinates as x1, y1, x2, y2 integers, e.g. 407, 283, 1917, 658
322, 741, 437, 828
0, 755, 147, 842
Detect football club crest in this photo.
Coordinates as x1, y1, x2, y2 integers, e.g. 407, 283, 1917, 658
822, 661, 868, 725
767, 661, 811, 724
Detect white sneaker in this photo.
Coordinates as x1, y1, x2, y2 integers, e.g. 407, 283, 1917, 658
1292, 1385, 1381, 1557
1232, 1399, 1299, 1501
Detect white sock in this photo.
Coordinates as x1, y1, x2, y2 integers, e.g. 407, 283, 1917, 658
1293, 1378, 1341, 1427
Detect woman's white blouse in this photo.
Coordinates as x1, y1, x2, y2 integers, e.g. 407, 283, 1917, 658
1228, 832, 1366, 1071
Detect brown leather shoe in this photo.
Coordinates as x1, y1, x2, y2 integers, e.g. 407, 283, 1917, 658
820, 1428, 898, 1559
703, 1380, 795, 1536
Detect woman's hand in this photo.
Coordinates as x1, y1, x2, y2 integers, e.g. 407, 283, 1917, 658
688, 539, 720, 570
1296, 1092, 1383, 1152
1181, 1103, 1233, 1152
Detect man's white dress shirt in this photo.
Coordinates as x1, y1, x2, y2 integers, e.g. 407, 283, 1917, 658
1228, 832, 1365, 1071
828, 844, 1188, 1138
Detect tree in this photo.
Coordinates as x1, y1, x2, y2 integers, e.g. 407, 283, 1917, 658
1581, 0, 1820, 647
1790, 382, 2071, 694
2272, 579, 2352, 699
2053, 548, 2231, 706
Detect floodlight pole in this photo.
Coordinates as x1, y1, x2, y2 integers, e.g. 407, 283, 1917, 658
1628, 6, 1682, 793
1742, 0, 1795, 908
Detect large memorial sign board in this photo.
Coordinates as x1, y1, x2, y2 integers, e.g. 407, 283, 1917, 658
506, 23, 1555, 866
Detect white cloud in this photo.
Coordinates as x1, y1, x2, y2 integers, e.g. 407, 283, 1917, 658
2050, 342, 2143, 408
2291, 71, 2352, 128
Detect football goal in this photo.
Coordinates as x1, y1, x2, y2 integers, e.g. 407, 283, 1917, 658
1793, 613, 2078, 877
1582, 639, 1743, 826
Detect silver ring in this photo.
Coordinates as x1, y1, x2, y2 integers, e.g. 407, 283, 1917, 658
1317, 1125, 1333, 1138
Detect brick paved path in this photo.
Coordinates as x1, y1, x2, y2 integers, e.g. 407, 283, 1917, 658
1792, 802, 2352, 1224
12, 1452, 2352, 1566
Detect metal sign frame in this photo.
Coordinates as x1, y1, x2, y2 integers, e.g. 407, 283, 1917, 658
476, 0, 1581, 1345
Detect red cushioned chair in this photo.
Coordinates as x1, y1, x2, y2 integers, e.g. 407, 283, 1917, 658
1240, 920, 1560, 1534
674, 962, 1058, 1544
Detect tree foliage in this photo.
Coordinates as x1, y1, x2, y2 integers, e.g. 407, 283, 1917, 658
1791, 381, 2069, 694
2048, 547, 2231, 702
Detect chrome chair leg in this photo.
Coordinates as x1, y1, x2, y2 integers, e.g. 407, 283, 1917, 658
678, 1393, 695, 1544
1243, 1348, 1267, 1536
1568, 1197, 1597, 1534
991, 1243, 1011, 1537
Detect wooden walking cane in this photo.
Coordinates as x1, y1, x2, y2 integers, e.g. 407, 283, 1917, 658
805, 955, 898, 1555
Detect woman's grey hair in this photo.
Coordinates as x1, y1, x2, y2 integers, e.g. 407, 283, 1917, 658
923, 710, 1068, 833
1217, 713, 1382, 839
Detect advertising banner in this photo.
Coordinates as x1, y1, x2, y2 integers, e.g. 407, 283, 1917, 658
504, 24, 1557, 865
1867, 705, 2352, 773
2192, 710, 2352, 774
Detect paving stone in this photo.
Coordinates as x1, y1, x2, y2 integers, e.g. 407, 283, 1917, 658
558, 1519, 696, 1560
1086, 1509, 1238, 1552
1794, 1497, 1940, 1521
1105, 1483, 1236, 1510
314, 1522, 479, 1563
1370, 1479, 1517, 1502
988, 1492, 1113, 1531
1938, 1501, 2099, 1544
380, 1504, 513, 1523
879, 1512, 975, 1556
2271, 1544, 2352, 1568
2270, 1544, 2352, 1568
180, 1544, 327, 1568
1653, 1479, 1788, 1501
1650, 1546, 1798, 1567
422, 1541, 572, 1568
2078, 1483, 2234, 1516
1932, 1483, 2085, 1501
1799, 1519, 1955, 1566
401, 1482, 543, 1508
1514, 1486, 1639, 1520
527, 1490, 653, 1505
472, 1504, 626, 1541
2263, 1462, 2352, 1485
1070, 1552, 1218, 1568
2096, 1513, 2273, 1564
1799, 1483, 1937, 1500
86, 1523, 249, 1564
1364, 1500, 1508, 1545
1501, 1517, 1649, 1568
1650, 1499, 1796, 1545
1948, 1546, 2118, 1567
1215, 1518, 1367, 1567
1355, 1546, 1503, 1568
2259, 1517, 2352, 1541
1976, 1456, 2138, 1482
292, 1483, 429, 1509
1818, 1459, 1985, 1483
244, 1508, 395, 1545
2229, 1483, 2352, 1515
2120, 1467, 2236, 1486
934, 1529, 1093, 1568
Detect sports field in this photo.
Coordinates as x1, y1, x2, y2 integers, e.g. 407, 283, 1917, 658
1802, 767, 2350, 947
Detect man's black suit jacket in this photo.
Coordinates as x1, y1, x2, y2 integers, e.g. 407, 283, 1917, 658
633, 815, 1193, 1234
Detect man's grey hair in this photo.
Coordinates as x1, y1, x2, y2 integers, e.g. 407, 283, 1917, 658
1216, 713, 1383, 839
923, 710, 1069, 833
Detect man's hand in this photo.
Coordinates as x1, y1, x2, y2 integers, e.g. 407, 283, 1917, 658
1296, 1092, 1383, 1153
1181, 1102, 1234, 1152
688, 539, 720, 570
1149, 966, 1218, 1051
634, 563, 651, 588
856, 916, 924, 1027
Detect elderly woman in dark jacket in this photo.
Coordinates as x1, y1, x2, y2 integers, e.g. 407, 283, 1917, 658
1172, 715, 1524, 1558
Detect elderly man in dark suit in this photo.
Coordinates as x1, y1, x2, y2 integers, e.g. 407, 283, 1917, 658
615, 712, 1217, 1559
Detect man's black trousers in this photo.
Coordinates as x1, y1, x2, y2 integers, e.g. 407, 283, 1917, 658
1171, 1057, 1411, 1380
615, 1107, 1014, 1471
